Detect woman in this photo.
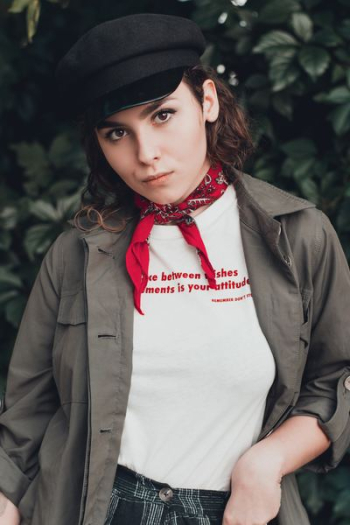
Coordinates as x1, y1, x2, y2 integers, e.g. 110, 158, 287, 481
1, 12, 350, 525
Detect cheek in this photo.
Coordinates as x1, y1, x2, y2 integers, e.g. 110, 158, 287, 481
103, 147, 122, 169
171, 116, 206, 155
102, 145, 133, 178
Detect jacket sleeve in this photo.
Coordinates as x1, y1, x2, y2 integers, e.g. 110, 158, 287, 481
0, 232, 65, 506
289, 210, 350, 473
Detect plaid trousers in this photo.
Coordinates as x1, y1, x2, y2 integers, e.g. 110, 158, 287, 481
104, 463, 231, 525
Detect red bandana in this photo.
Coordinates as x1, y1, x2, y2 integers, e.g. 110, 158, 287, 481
126, 163, 229, 314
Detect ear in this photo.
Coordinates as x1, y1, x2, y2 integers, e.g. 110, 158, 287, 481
202, 79, 219, 123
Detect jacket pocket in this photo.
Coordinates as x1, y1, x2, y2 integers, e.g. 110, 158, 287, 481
53, 289, 89, 404
57, 288, 87, 325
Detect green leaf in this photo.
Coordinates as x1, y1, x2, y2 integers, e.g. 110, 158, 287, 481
253, 30, 299, 55
338, 19, 350, 40
328, 103, 350, 135
9, 142, 52, 197
313, 10, 335, 29
7, 0, 31, 13
298, 45, 330, 80
346, 68, 350, 89
325, 467, 350, 491
192, 3, 224, 30
281, 158, 296, 178
297, 472, 324, 514
46, 179, 82, 199
28, 200, 60, 222
5, 295, 27, 328
272, 92, 293, 119
254, 154, 275, 171
248, 88, 271, 111
56, 193, 81, 218
332, 65, 346, 84
245, 74, 269, 89
255, 168, 275, 182
9, 141, 50, 179
315, 86, 350, 104
335, 48, 350, 63
269, 49, 300, 91
337, 198, 350, 231
0, 206, 18, 230
312, 28, 343, 47
281, 138, 317, 159
0, 267, 22, 290
23, 224, 53, 261
298, 177, 319, 203
0, 231, 11, 251
48, 133, 84, 170
251, 116, 276, 144
293, 158, 316, 179
320, 171, 337, 193
291, 13, 313, 42
26, 0, 40, 43
259, 0, 301, 24
235, 36, 253, 56
0, 290, 20, 307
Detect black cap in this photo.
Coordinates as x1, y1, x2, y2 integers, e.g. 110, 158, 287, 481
55, 13, 206, 125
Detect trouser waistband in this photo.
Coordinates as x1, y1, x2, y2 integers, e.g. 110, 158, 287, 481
113, 464, 231, 517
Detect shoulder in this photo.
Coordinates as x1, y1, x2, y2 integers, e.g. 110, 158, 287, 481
238, 171, 316, 217
237, 170, 328, 233
43, 226, 87, 295
49, 225, 85, 261
236, 170, 342, 266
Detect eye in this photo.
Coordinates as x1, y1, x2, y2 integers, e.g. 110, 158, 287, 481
104, 128, 126, 142
153, 108, 176, 124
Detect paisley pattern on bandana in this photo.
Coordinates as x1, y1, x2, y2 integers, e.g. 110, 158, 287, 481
136, 168, 228, 224
126, 163, 229, 315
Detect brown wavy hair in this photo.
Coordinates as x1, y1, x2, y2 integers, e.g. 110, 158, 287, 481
73, 64, 255, 232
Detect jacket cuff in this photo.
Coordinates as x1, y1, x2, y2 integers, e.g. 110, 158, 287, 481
289, 369, 350, 473
0, 447, 31, 506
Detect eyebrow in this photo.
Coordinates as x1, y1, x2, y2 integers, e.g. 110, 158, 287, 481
96, 96, 177, 130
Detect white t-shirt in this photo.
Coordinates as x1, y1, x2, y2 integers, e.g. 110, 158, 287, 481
118, 183, 276, 491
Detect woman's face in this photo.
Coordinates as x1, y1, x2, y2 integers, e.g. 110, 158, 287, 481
95, 79, 219, 205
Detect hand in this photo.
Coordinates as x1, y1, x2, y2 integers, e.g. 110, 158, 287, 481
0, 492, 21, 525
222, 443, 283, 525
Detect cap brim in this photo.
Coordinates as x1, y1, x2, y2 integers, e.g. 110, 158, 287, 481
90, 67, 186, 127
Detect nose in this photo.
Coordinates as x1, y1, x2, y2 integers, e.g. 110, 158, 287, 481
135, 129, 161, 165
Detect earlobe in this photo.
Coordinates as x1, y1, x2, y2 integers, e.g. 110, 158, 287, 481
205, 102, 219, 123
206, 108, 219, 123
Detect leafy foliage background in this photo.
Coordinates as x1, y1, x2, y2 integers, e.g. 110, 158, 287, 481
1, 0, 350, 522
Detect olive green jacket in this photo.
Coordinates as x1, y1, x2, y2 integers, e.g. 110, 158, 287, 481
1, 172, 350, 525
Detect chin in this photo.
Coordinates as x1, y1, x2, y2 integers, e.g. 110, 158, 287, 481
147, 191, 184, 206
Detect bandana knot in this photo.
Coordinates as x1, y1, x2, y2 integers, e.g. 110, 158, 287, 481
126, 163, 228, 314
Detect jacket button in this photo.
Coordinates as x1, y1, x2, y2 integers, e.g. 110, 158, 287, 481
159, 487, 174, 502
344, 376, 350, 391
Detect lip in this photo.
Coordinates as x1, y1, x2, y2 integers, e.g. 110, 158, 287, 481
143, 171, 172, 183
